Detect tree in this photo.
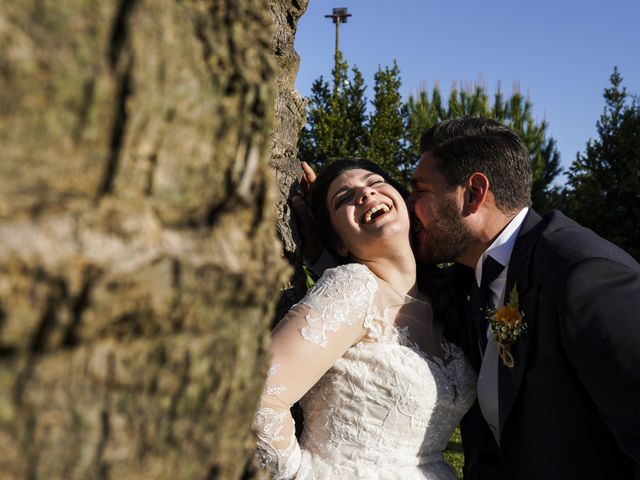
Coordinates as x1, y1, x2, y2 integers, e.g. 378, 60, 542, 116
298, 51, 369, 170
500, 88, 563, 213
366, 61, 411, 183
0, 1, 306, 478
564, 68, 640, 260
406, 83, 563, 212
299, 56, 412, 183
300, 59, 562, 207
405, 86, 445, 163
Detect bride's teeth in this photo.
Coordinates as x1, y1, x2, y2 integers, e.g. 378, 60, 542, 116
362, 204, 390, 224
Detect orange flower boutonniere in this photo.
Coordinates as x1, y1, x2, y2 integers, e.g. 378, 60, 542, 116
487, 285, 527, 368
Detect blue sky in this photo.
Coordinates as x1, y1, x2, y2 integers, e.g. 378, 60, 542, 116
293, 0, 640, 184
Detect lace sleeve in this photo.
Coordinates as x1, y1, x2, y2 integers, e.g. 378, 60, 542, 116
253, 264, 378, 479
298, 263, 378, 346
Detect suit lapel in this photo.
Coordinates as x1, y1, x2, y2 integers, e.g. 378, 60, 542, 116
498, 209, 544, 436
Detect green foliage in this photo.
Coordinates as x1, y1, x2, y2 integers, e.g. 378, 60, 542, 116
444, 426, 464, 478
366, 61, 411, 183
298, 53, 410, 182
406, 82, 562, 212
299, 55, 562, 208
302, 265, 316, 289
298, 51, 369, 170
564, 67, 640, 260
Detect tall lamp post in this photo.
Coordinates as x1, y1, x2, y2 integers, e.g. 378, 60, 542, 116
324, 8, 352, 87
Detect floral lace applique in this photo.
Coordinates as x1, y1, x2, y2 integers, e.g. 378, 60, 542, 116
265, 384, 288, 396
299, 264, 380, 347
254, 407, 288, 445
267, 363, 281, 377
379, 303, 473, 403
254, 407, 301, 479
263, 363, 288, 396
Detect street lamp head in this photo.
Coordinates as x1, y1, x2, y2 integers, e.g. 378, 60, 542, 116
324, 7, 352, 24
332, 7, 349, 18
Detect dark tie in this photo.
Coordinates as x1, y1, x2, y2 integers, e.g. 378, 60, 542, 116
470, 255, 505, 353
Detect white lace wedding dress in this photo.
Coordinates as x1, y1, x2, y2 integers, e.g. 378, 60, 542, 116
254, 263, 476, 479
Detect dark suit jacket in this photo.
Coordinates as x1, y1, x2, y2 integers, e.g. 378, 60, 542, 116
453, 209, 640, 480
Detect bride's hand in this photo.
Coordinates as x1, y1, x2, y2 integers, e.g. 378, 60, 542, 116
299, 161, 317, 202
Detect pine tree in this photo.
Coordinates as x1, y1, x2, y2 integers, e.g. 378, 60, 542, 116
298, 51, 368, 170
406, 83, 562, 212
366, 61, 411, 183
345, 67, 370, 157
300, 60, 562, 206
298, 75, 331, 168
406, 85, 443, 163
565, 67, 640, 260
504, 89, 562, 212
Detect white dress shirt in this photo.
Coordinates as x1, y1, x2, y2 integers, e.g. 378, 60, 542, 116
476, 207, 529, 444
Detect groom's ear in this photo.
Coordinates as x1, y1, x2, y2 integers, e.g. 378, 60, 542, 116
463, 173, 490, 214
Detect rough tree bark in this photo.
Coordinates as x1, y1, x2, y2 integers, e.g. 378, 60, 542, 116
0, 1, 307, 479
270, 0, 309, 320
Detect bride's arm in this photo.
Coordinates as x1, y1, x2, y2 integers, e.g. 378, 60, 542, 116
253, 264, 376, 479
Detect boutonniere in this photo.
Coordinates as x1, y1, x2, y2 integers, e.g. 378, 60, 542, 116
486, 285, 527, 368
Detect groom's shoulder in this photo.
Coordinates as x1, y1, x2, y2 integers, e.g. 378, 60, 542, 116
535, 210, 637, 267
537, 210, 591, 243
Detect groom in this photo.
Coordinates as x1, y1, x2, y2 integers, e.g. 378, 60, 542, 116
408, 118, 640, 479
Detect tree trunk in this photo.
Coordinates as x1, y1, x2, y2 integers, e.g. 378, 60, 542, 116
0, 1, 307, 478
270, 0, 309, 319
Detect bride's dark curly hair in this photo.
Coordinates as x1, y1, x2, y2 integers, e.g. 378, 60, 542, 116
308, 158, 455, 330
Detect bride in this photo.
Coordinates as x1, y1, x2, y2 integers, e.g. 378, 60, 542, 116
253, 159, 476, 479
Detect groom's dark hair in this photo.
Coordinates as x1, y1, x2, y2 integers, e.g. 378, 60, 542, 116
419, 118, 532, 212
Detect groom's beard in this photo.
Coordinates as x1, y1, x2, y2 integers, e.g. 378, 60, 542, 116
413, 197, 475, 264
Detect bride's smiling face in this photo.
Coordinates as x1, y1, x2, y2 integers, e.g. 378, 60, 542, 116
326, 168, 410, 258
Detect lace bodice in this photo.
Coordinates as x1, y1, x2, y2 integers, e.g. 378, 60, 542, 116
253, 263, 476, 479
